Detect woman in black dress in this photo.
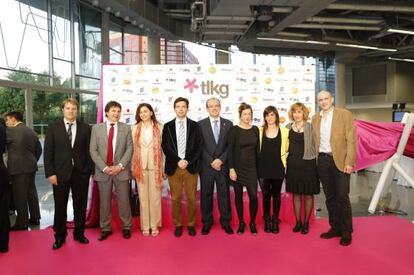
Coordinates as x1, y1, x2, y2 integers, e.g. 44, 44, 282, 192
286, 103, 320, 234
258, 106, 289, 234
0, 118, 10, 253
228, 103, 259, 235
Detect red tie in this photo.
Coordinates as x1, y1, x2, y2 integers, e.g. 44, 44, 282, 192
106, 123, 115, 166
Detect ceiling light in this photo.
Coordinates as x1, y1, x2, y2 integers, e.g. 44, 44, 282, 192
131, 20, 137, 25
335, 43, 397, 52
115, 11, 121, 17
124, 16, 130, 22
105, 6, 111, 12
256, 6, 273, 22
387, 28, 414, 35
257, 37, 329, 45
92, 0, 99, 6
388, 57, 414, 63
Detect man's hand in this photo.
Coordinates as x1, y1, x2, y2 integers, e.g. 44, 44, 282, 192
110, 165, 123, 175
48, 175, 58, 185
178, 160, 188, 170
210, 159, 223, 171
344, 165, 353, 174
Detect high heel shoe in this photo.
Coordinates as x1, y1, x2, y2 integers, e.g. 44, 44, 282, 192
301, 221, 309, 235
264, 220, 271, 233
293, 221, 302, 233
237, 222, 245, 234
249, 222, 258, 235
271, 221, 279, 234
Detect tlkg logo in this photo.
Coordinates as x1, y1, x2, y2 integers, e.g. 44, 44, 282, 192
184, 79, 229, 98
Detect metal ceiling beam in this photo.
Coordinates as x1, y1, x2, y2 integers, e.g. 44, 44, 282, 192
327, 3, 414, 13
291, 23, 381, 31
306, 16, 383, 25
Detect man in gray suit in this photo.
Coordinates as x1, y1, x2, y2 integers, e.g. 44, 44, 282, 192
5, 111, 42, 230
90, 101, 133, 241
198, 98, 233, 235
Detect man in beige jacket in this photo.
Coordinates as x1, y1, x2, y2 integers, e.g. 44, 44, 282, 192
312, 90, 356, 246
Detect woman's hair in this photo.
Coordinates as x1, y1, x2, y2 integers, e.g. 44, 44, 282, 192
238, 102, 252, 118
288, 102, 309, 121
135, 103, 158, 124
262, 105, 280, 131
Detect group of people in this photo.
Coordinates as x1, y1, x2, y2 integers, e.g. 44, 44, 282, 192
0, 89, 356, 253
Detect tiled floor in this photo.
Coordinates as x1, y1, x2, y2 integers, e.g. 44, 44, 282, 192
9, 168, 414, 230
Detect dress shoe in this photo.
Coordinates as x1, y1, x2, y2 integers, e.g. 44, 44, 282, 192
174, 226, 183, 237
98, 231, 112, 241
293, 221, 302, 233
264, 221, 271, 233
188, 226, 197, 236
301, 222, 309, 235
320, 228, 341, 239
123, 229, 131, 239
52, 239, 65, 250
237, 222, 245, 234
29, 219, 40, 225
340, 232, 352, 246
0, 246, 9, 253
74, 235, 89, 244
10, 225, 28, 231
151, 229, 159, 237
271, 222, 279, 234
142, 230, 150, 237
222, 224, 234, 235
249, 222, 258, 235
201, 224, 211, 235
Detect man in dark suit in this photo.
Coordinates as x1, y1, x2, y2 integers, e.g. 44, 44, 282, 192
90, 101, 133, 241
162, 97, 202, 237
5, 111, 42, 231
44, 98, 93, 250
198, 97, 233, 235
0, 119, 11, 253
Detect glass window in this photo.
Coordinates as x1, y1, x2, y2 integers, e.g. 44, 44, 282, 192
0, 86, 26, 119
76, 93, 97, 124
124, 33, 148, 65
51, 0, 71, 62
110, 23, 123, 64
53, 59, 72, 88
229, 46, 254, 65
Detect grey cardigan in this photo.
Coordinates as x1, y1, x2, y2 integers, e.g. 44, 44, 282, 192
285, 122, 316, 160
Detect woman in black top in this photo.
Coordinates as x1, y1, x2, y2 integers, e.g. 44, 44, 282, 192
0, 118, 10, 253
228, 103, 259, 235
258, 106, 289, 234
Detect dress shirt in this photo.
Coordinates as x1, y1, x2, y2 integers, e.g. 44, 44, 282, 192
175, 117, 187, 159
319, 108, 333, 153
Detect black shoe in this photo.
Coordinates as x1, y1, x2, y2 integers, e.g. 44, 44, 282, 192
301, 222, 309, 235
264, 221, 271, 233
250, 222, 258, 235
74, 235, 89, 244
188, 226, 197, 236
29, 219, 40, 225
52, 239, 65, 250
320, 228, 341, 239
271, 222, 279, 234
237, 222, 245, 234
222, 224, 234, 235
10, 225, 28, 231
201, 224, 211, 235
123, 229, 131, 239
174, 226, 183, 237
340, 232, 352, 246
293, 221, 302, 233
98, 231, 112, 241
0, 246, 9, 253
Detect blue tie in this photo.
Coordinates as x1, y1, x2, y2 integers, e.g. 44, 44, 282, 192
213, 120, 219, 144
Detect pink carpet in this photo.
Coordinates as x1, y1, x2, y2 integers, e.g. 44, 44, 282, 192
0, 216, 413, 275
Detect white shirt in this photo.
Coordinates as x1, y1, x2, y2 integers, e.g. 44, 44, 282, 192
64, 119, 76, 148
319, 108, 333, 153
175, 117, 187, 159
209, 116, 220, 137
106, 120, 118, 157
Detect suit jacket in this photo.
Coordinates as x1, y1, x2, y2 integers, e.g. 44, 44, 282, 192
198, 117, 232, 175
44, 120, 94, 182
90, 121, 133, 182
131, 122, 163, 170
161, 118, 202, 176
0, 124, 9, 185
311, 107, 356, 172
6, 123, 42, 175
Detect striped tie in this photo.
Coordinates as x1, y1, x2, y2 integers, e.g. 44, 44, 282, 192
178, 120, 186, 157
67, 123, 73, 147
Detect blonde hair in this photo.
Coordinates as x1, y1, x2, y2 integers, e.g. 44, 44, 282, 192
61, 98, 80, 110
288, 102, 309, 121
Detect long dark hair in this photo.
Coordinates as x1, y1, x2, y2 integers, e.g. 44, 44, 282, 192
135, 103, 158, 124
262, 105, 280, 131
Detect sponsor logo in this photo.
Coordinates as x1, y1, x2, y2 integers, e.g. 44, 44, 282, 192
165, 78, 177, 83
262, 98, 275, 102
264, 78, 272, 84
123, 79, 131, 85
291, 87, 299, 94
184, 79, 229, 98
209, 66, 216, 74
236, 77, 247, 82
277, 67, 285, 74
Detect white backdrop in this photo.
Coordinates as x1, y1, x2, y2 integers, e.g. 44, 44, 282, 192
102, 64, 316, 125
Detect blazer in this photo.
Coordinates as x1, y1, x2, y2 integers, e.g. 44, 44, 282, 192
6, 123, 42, 175
311, 107, 356, 172
227, 125, 260, 174
161, 117, 202, 176
259, 126, 290, 168
198, 117, 233, 174
44, 120, 94, 182
0, 124, 9, 185
131, 122, 163, 170
90, 121, 133, 182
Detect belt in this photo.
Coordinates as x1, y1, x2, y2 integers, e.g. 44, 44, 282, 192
319, 152, 333, 157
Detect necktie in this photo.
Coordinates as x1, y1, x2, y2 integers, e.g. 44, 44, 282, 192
178, 121, 186, 157
67, 123, 73, 147
213, 120, 219, 144
107, 123, 115, 166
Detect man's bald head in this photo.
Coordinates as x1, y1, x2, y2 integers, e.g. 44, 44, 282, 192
317, 90, 334, 112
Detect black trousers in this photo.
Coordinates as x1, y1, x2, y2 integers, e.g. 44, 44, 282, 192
11, 172, 40, 227
259, 178, 284, 222
0, 184, 10, 251
317, 154, 353, 233
200, 171, 232, 227
53, 169, 90, 241
233, 183, 258, 224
